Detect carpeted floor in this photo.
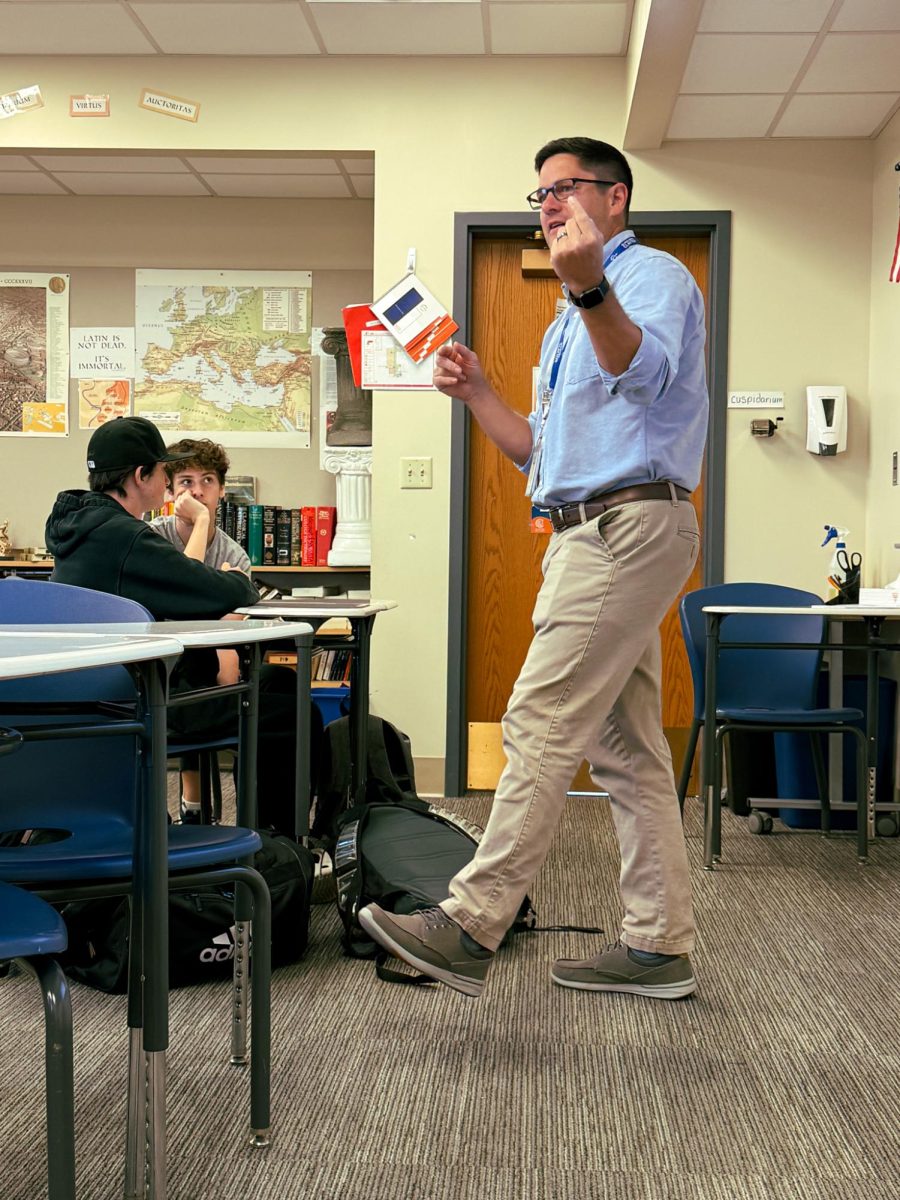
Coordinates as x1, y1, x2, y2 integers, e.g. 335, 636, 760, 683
2, 783, 900, 1200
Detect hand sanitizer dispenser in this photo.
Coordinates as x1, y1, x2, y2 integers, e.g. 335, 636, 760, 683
806, 386, 847, 455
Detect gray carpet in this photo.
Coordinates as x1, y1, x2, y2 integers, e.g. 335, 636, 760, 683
2, 783, 900, 1200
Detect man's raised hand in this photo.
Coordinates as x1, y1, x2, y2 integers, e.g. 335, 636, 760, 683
433, 341, 490, 406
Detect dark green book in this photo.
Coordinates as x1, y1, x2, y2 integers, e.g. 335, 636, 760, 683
247, 504, 264, 566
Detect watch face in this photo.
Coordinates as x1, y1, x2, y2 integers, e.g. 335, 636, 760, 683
573, 278, 609, 309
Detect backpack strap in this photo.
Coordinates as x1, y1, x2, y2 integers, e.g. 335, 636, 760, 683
374, 952, 437, 987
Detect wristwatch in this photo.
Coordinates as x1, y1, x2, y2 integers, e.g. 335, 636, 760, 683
569, 277, 610, 309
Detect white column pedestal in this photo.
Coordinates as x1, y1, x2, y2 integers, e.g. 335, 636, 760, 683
323, 448, 373, 567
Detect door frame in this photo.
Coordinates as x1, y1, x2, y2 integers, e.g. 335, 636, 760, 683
445, 209, 732, 797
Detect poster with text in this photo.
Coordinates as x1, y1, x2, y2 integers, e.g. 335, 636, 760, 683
0, 272, 69, 437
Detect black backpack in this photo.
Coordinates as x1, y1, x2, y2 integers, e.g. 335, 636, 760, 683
59, 832, 314, 992
333, 797, 537, 971
311, 714, 417, 844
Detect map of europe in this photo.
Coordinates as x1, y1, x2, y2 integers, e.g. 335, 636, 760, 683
134, 270, 312, 447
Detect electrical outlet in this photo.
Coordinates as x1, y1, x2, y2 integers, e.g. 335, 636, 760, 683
400, 456, 433, 489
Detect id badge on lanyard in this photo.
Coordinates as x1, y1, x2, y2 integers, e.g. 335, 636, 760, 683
525, 330, 567, 499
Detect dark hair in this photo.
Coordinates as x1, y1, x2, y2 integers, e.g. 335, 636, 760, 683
89, 464, 155, 497
534, 137, 633, 220
164, 438, 230, 487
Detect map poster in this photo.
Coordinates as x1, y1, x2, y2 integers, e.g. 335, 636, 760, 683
0, 272, 69, 437
78, 379, 132, 430
134, 268, 312, 448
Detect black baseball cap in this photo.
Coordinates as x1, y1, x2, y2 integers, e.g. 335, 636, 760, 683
87, 416, 184, 472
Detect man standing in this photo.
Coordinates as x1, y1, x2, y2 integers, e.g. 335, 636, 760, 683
361, 137, 708, 1000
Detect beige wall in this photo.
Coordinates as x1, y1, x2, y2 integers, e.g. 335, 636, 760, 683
0, 195, 373, 547
866, 108, 900, 586
0, 54, 885, 787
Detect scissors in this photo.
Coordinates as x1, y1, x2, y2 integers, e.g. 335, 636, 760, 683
837, 549, 862, 574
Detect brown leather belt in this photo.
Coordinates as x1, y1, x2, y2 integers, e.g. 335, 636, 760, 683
547, 482, 691, 533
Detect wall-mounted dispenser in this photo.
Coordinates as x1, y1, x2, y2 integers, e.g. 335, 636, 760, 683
806, 386, 847, 455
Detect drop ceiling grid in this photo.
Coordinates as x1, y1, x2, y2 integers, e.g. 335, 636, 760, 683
667, 0, 900, 140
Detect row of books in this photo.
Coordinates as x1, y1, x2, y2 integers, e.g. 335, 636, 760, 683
215, 502, 337, 567
311, 646, 353, 682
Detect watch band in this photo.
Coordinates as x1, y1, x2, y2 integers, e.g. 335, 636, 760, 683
570, 277, 610, 309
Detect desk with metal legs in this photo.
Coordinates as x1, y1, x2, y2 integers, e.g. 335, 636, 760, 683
701, 605, 900, 871
0, 630, 183, 1200
0, 619, 310, 1200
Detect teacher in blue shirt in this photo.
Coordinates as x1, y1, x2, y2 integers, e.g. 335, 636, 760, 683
361, 137, 709, 1001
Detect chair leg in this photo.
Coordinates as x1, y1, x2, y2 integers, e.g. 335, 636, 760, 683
211, 751, 223, 824
810, 732, 831, 835
677, 719, 702, 817
230, 868, 272, 1147
230, 920, 250, 1067
17, 956, 76, 1200
852, 726, 868, 862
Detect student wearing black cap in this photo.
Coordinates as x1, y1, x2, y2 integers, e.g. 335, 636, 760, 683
45, 416, 312, 834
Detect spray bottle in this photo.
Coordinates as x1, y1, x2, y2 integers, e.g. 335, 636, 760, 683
821, 524, 849, 599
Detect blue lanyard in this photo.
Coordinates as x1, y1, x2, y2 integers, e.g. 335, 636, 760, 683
603, 235, 637, 270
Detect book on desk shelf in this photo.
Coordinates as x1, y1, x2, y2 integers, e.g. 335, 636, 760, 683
275, 508, 292, 565
316, 506, 337, 566
262, 506, 277, 565
248, 504, 263, 565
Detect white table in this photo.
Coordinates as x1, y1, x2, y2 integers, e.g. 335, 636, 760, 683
235, 599, 397, 811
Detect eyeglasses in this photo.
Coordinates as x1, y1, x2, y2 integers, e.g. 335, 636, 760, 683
525, 177, 619, 210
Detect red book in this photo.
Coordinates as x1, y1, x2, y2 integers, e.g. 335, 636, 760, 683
316, 506, 337, 566
301, 506, 317, 566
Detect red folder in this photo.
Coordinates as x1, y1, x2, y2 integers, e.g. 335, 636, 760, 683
341, 304, 386, 388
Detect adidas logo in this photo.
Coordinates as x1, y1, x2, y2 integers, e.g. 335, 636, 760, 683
200, 925, 237, 964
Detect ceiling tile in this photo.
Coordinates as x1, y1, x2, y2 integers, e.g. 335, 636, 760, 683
349, 174, 374, 197
309, 1, 484, 54
490, 2, 627, 55
34, 154, 191, 173
800, 32, 900, 91
667, 93, 783, 139
132, 2, 321, 55
773, 92, 899, 137
0, 156, 40, 172
203, 174, 353, 197
833, 1, 900, 32
0, 2, 156, 54
0, 173, 69, 195
53, 172, 211, 196
186, 156, 341, 174
698, 0, 832, 34
681, 33, 815, 93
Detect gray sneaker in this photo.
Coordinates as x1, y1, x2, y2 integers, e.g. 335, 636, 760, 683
357, 904, 494, 998
551, 941, 696, 1000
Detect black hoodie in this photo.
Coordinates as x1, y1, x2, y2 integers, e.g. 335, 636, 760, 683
46, 489, 259, 619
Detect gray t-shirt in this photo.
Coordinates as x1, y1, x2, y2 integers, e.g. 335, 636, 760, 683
149, 515, 250, 573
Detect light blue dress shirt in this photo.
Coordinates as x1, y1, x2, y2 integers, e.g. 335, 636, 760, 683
524, 229, 709, 507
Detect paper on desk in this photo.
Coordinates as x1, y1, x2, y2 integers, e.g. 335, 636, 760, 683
858, 588, 900, 606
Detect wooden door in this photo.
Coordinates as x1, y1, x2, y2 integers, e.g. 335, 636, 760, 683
466, 234, 708, 791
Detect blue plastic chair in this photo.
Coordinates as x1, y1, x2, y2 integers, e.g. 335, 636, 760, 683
677, 582, 867, 866
0, 577, 274, 1158
0, 878, 75, 1200
0, 575, 235, 824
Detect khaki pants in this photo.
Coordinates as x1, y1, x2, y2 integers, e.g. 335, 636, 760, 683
443, 496, 700, 954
